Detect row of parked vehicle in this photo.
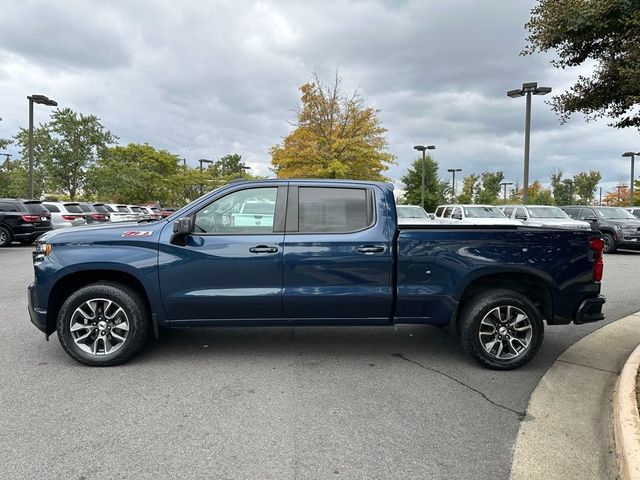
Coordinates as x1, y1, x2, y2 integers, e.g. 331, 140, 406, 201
0, 198, 178, 247
396, 203, 640, 253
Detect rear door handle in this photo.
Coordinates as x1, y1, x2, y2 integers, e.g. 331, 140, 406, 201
249, 245, 279, 254
356, 245, 386, 254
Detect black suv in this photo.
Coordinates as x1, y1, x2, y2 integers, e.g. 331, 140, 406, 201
561, 205, 640, 253
0, 199, 52, 247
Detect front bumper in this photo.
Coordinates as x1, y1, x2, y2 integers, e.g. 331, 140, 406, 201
574, 295, 606, 324
27, 282, 48, 336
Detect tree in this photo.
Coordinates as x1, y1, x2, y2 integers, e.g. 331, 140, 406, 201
271, 72, 395, 180
0, 158, 28, 198
0, 137, 12, 150
476, 171, 505, 204
86, 143, 183, 204
524, 0, 640, 130
457, 174, 479, 204
15, 108, 116, 199
400, 155, 448, 212
572, 170, 602, 204
527, 180, 554, 205
213, 153, 247, 177
550, 170, 573, 205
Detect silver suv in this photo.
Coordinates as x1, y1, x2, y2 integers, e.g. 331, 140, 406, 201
42, 202, 88, 229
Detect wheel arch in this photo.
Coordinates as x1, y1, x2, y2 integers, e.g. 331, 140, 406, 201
456, 271, 554, 328
46, 269, 155, 338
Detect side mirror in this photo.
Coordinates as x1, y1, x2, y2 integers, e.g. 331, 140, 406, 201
451, 213, 462, 220
584, 216, 597, 222
171, 217, 192, 245
515, 214, 527, 220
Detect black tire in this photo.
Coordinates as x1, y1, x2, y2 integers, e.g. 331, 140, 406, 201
602, 233, 617, 254
458, 289, 544, 370
0, 227, 12, 247
56, 282, 150, 366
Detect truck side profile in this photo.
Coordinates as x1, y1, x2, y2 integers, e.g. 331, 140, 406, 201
28, 180, 606, 369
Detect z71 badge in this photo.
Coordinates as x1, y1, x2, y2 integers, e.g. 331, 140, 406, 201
121, 231, 154, 237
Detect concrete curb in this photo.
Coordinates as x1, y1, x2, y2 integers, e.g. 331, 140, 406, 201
614, 342, 640, 480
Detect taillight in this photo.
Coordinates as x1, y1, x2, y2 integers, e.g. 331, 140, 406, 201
21, 214, 39, 222
62, 215, 77, 221
589, 238, 604, 282
92, 213, 105, 220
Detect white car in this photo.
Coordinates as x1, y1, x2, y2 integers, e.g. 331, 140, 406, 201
396, 205, 433, 225
104, 204, 140, 223
434, 204, 521, 226
42, 202, 88, 229
500, 205, 591, 230
624, 207, 640, 219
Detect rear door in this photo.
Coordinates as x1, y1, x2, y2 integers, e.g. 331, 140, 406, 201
282, 184, 393, 322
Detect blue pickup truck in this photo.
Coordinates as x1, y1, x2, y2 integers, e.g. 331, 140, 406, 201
28, 179, 605, 369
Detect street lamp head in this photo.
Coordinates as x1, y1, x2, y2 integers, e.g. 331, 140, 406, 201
507, 89, 525, 98
413, 145, 426, 152
426, 145, 436, 150
447, 168, 462, 173
28, 94, 58, 106
622, 152, 636, 157
534, 86, 552, 95
199, 158, 213, 163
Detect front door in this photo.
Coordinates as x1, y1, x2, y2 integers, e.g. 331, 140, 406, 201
159, 184, 287, 323
282, 184, 393, 322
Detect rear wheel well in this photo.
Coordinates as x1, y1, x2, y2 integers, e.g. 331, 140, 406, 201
458, 273, 553, 325
47, 270, 151, 334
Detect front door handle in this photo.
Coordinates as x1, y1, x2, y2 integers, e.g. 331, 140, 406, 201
356, 245, 385, 255
249, 245, 279, 254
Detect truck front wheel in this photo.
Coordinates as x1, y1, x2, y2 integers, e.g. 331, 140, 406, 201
56, 282, 150, 366
458, 289, 544, 370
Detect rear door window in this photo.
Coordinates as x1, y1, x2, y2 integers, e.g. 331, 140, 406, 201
0, 201, 19, 212
24, 202, 49, 214
78, 204, 92, 212
297, 187, 372, 233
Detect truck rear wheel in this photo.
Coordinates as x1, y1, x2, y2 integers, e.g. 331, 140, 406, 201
56, 282, 150, 366
458, 289, 544, 370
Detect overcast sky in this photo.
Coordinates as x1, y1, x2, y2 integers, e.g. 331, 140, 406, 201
0, 0, 637, 195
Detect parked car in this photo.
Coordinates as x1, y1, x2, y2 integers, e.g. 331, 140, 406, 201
77, 202, 111, 224
561, 205, 640, 253
434, 204, 521, 225
136, 206, 161, 221
500, 205, 590, 230
160, 207, 177, 219
29, 179, 605, 370
396, 205, 433, 225
0, 198, 52, 247
103, 204, 139, 223
42, 202, 87, 229
624, 207, 640, 219
126, 205, 146, 221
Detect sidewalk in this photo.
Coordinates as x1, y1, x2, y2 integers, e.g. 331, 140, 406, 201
510, 312, 640, 480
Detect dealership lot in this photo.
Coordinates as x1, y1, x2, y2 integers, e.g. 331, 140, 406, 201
1, 245, 639, 480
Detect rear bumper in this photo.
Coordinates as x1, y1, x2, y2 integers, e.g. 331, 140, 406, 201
27, 282, 48, 335
574, 295, 606, 324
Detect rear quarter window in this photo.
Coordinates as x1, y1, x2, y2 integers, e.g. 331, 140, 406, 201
93, 205, 109, 213
43, 203, 60, 213
64, 204, 83, 214
24, 202, 49, 214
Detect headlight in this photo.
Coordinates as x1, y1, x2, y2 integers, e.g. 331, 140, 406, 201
35, 242, 52, 256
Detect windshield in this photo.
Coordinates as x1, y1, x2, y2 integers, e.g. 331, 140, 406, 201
527, 206, 570, 219
594, 207, 637, 220
463, 206, 507, 218
397, 206, 429, 218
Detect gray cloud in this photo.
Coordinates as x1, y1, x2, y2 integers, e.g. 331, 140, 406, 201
0, 0, 636, 192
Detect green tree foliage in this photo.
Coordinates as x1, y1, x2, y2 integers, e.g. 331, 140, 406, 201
572, 170, 602, 204
550, 170, 573, 205
527, 180, 555, 205
271, 72, 395, 180
476, 171, 505, 204
457, 174, 480, 204
86, 143, 188, 204
524, 0, 640, 130
213, 153, 248, 177
0, 137, 12, 150
15, 108, 116, 199
0, 158, 28, 197
400, 155, 448, 212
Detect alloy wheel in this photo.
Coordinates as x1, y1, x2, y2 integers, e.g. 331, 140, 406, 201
478, 305, 532, 360
69, 298, 130, 356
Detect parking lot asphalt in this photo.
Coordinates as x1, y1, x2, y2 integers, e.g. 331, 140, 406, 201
1, 245, 639, 480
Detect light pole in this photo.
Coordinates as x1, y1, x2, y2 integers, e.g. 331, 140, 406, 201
413, 144, 435, 209
198, 159, 213, 195
622, 152, 639, 206
447, 168, 462, 200
500, 181, 514, 202
27, 94, 57, 199
507, 82, 551, 205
